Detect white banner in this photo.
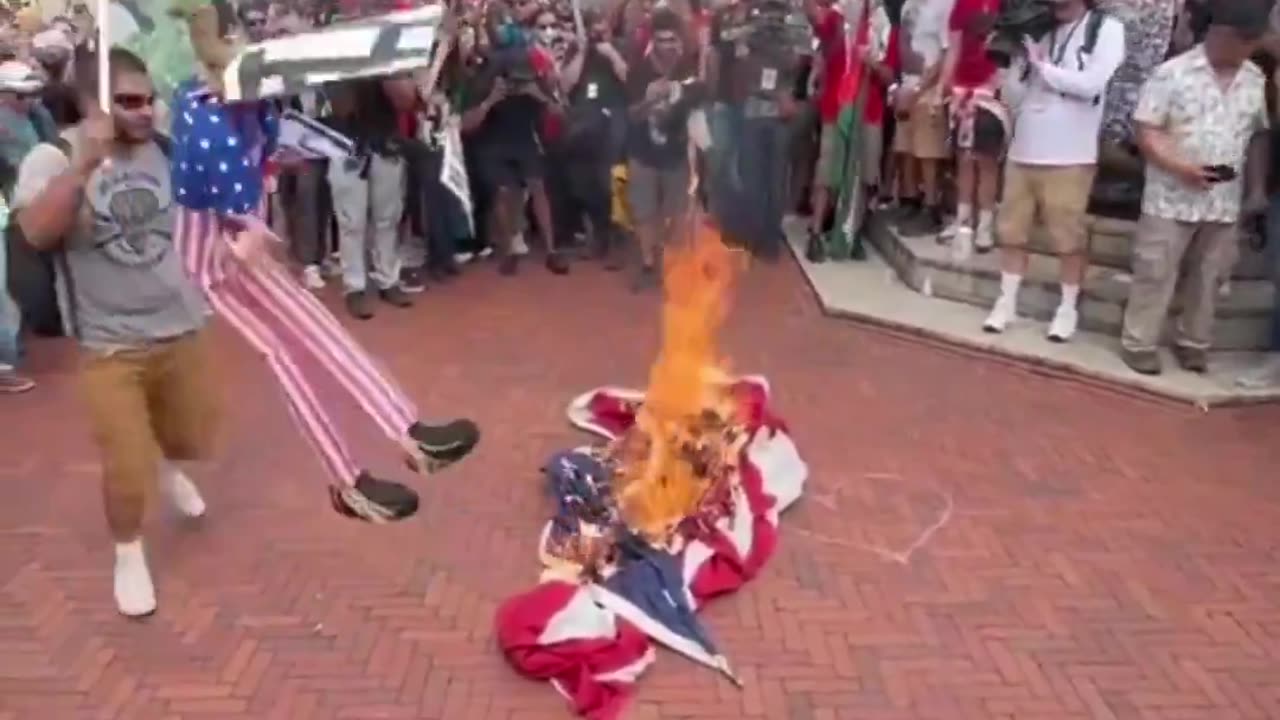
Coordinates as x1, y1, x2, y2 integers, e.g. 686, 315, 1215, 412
440, 118, 474, 236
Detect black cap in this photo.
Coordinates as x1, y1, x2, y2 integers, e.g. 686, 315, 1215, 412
1210, 0, 1272, 39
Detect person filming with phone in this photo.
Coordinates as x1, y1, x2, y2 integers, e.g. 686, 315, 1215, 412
980, 0, 1124, 342
1119, 0, 1270, 376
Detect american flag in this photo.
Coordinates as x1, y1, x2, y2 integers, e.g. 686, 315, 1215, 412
495, 377, 809, 719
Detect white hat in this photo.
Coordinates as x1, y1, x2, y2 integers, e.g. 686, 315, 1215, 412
31, 29, 75, 54
0, 61, 45, 94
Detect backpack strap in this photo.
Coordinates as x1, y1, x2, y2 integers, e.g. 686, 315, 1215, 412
1075, 11, 1107, 106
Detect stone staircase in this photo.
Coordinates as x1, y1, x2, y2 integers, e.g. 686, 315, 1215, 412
871, 215, 1276, 350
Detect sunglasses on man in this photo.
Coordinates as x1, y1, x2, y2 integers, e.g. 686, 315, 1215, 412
113, 93, 155, 110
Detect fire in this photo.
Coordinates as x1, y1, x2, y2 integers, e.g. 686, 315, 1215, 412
610, 223, 747, 541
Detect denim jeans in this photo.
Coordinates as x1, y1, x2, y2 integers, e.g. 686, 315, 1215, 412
707, 103, 744, 219
0, 224, 22, 369
1266, 194, 1280, 351
718, 110, 790, 256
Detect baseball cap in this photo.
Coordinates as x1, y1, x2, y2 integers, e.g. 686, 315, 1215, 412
0, 61, 45, 94
1210, 0, 1271, 39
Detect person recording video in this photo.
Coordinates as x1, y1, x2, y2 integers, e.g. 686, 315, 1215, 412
980, 0, 1124, 342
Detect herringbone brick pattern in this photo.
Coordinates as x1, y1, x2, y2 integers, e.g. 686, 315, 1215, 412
2, 258, 1279, 719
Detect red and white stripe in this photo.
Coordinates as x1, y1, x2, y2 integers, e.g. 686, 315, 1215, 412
174, 207, 418, 486
497, 376, 808, 718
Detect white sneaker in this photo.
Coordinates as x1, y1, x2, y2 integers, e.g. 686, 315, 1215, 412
477, 246, 495, 259
453, 252, 474, 265
114, 540, 157, 617
162, 463, 206, 518
950, 227, 974, 262
301, 265, 325, 291
974, 222, 995, 252
321, 253, 342, 279
983, 294, 1016, 333
1047, 304, 1078, 342
1236, 356, 1280, 389
512, 234, 530, 256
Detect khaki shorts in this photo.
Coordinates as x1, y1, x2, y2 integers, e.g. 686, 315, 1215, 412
814, 122, 883, 189
81, 330, 219, 539
892, 114, 913, 154
996, 163, 1097, 255
910, 97, 950, 160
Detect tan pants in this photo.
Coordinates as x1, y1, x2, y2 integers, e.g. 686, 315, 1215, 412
80, 331, 218, 541
997, 163, 1096, 255
1120, 215, 1238, 353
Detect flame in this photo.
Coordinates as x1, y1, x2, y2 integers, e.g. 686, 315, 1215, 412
611, 222, 746, 540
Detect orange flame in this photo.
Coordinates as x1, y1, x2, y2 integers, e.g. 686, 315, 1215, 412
611, 222, 746, 540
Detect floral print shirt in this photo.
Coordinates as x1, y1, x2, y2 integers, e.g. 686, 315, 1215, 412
1134, 45, 1268, 224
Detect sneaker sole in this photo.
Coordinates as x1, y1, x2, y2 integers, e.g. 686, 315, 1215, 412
330, 485, 419, 523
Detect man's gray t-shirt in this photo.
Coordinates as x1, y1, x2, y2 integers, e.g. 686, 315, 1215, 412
11, 128, 207, 351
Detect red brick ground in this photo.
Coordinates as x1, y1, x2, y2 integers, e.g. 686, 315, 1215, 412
2, 256, 1279, 720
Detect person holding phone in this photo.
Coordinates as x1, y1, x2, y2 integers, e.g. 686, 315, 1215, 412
1120, 0, 1271, 376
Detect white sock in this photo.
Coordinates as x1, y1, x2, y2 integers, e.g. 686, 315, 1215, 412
114, 540, 157, 617
1059, 284, 1080, 309
955, 203, 972, 227
999, 272, 1022, 300
977, 209, 993, 230
161, 462, 206, 518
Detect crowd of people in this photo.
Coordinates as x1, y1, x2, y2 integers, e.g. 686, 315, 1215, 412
0, 0, 1279, 611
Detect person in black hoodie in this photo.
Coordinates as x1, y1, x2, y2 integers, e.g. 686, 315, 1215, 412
550, 8, 629, 267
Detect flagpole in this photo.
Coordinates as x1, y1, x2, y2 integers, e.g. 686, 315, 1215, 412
95, 0, 110, 112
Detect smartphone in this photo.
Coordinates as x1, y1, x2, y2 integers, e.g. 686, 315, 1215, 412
1203, 164, 1238, 183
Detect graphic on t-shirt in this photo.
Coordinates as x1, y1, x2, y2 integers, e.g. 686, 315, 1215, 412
89, 166, 173, 268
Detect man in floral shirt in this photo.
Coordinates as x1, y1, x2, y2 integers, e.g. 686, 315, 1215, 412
1121, 0, 1270, 376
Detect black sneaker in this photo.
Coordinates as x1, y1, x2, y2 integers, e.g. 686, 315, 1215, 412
849, 228, 869, 261
380, 286, 414, 308
330, 472, 419, 523
400, 267, 428, 293
345, 291, 374, 320
631, 264, 659, 293
546, 251, 570, 275
405, 419, 480, 474
805, 230, 827, 263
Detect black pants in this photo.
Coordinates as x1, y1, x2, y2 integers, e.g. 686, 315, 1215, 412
404, 139, 473, 270
280, 159, 332, 266
546, 147, 613, 249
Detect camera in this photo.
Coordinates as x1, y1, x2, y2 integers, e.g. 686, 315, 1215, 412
491, 46, 538, 90
985, 0, 1058, 68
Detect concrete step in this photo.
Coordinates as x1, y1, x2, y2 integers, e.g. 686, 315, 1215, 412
894, 213, 1273, 279
874, 219, 1276, 351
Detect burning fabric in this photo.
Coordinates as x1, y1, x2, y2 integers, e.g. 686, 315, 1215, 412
495, 226, 808, 719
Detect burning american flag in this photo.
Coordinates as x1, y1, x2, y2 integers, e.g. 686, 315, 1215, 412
495, 225, 809, 719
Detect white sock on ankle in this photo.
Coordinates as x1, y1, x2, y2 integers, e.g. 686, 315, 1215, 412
161, 462, 206, 518
114, 540, 156, 617
955, 203, 972, 227
1059, 283, 1080, 308
1000, 272, 1022, 299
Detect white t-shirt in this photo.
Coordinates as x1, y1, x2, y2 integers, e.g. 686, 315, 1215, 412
1007, 12, 1126, 166
909, 0, 955, 71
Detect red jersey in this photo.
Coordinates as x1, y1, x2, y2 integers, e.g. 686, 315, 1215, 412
948, 0, 999, 88
815, 8, 848, 124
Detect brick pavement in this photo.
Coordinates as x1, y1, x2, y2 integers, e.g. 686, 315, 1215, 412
1, 257, 1279, 720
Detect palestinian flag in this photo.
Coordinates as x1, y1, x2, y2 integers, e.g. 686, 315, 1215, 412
823, 0, 889, 259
